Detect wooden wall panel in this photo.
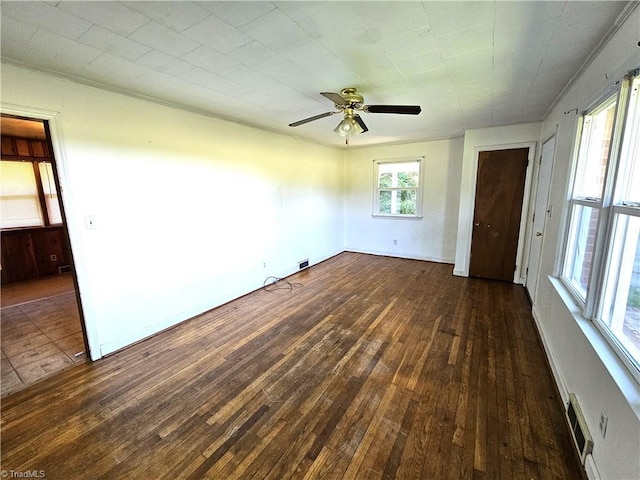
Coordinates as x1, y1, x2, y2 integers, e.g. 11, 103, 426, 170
1, 227, 69, 285
1, 136, 51, 160
1, 137, 16, 156
30, 140, 49, 158
14, 139, 30, 157
32, 231, 53, 277
46, 229, 66, 275
1, 233, 38, 284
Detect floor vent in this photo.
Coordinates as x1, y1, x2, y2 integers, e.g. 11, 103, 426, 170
567, 393, 593, 465
58, 265, 72, 274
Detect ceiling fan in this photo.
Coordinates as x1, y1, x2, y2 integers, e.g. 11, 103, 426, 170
289, 87, 421, 139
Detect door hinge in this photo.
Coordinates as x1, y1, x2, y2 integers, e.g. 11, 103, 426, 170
532, 213, 535, 223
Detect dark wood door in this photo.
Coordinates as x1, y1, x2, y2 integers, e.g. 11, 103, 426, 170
469, 148, 528, 281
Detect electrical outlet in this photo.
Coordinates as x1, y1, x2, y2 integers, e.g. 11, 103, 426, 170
50, 254, 57, 262
599, 408, 608, 438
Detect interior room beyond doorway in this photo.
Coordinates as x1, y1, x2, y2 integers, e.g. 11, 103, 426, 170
1, 275, 85, 396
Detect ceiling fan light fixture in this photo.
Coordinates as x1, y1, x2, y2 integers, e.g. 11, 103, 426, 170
333, 113, 363, 137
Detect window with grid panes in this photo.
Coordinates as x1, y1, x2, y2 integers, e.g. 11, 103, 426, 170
373, 158, 423, 217
0, 160, 62, 229
561, 70, 640, 379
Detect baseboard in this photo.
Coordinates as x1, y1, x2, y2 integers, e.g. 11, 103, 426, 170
344, 247, 454, 265
531, 304, 569, 403
99, 250, 346, 358
532, 304, 591, 480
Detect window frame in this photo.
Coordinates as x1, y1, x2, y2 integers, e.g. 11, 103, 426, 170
0, 158, 62, 230
562, 94, 620, 311
596, 207, 640, 375
0, 160, 45, 229
559, 69, 640, 382
38, 161, 63, 225
372, 156, 424, 218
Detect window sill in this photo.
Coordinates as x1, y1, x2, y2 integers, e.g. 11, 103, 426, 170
371, 214, 423, 220
549, 276, 640, 419
1, 224, 64, 233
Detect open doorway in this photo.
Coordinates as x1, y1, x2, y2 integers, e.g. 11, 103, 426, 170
1, 114, 87, 397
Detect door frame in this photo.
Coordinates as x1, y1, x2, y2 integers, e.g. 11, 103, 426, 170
525, 131, 557, 302
1, 102, 99, 360
464, 142, 537, 283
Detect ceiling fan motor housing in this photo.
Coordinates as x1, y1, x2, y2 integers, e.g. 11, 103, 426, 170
340, 88, 364, 109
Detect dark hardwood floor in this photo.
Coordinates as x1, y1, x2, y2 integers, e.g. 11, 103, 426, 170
0, 252, 583, 479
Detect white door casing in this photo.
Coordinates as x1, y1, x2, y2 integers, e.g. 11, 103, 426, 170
526, 134, 556, 301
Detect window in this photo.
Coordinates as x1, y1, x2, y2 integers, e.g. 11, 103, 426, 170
373, 158, 423, 217
39, 162, 63, 225
561, 70, 640, 377
0, 160, 62, 229
562, 97, 617, 300
0, 161, 42, 228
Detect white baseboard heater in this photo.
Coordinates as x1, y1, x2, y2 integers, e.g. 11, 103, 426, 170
567, 393, 594, 465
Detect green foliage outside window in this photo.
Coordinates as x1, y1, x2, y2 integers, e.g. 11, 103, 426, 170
379, 172, 392, 188
398, 190, 417, 214
398, 171, 418, 188
630, 287, 640, 309
375, 159, 421, 216
378, 189, 417, 215
379, 191, 392, 213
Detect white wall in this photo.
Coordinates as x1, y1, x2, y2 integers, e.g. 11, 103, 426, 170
532, 6, 640, 480
343, 138, 463, 263
1, 64, 344, 359
453, 123, 541, 280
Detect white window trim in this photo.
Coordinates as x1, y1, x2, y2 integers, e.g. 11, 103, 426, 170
372, 156, 424, 218
559, 91, 622, 317
558, 69, 640, 381
548, 276, 640, 412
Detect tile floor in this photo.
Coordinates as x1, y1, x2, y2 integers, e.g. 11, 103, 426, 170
1, 275, 86, 397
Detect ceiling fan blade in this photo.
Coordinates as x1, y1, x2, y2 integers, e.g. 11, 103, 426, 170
366, 105, 422, 115
289, 111, 337, 127
354, 114, 368, 133
321, 92, 349, 105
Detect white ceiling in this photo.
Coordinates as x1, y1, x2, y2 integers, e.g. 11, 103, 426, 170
0, 1, 631, 148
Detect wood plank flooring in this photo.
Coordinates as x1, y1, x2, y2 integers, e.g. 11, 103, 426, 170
0, 252, 584, 479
